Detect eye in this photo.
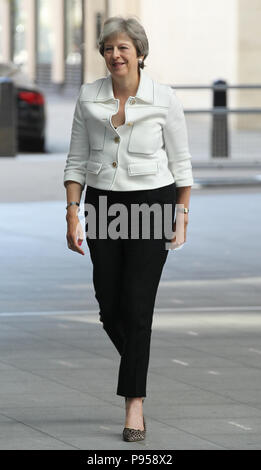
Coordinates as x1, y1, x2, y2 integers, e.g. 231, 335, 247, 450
105, 47, 128, 51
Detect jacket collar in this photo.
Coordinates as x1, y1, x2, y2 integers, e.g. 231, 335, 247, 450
94, 67, 154, 104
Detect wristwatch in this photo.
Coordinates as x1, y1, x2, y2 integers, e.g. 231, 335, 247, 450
66, 202, 80, 210
177, 207, 189, 214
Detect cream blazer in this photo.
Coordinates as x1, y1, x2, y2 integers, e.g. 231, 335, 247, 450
64, 67, 194, 191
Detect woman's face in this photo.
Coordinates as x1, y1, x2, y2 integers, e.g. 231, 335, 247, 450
104, 32, 143, 77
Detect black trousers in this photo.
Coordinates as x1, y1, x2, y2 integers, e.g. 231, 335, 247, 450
84, 182, 176, 398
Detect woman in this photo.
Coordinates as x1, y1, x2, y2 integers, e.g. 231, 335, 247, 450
64, 16, 193, 442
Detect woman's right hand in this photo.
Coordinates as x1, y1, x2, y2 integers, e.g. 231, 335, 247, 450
66, 212, 85, 256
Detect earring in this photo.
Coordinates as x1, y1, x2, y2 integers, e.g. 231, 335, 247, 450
138, 58, 143, 65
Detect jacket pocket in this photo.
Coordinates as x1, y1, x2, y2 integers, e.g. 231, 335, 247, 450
86, 118, 106, 151
128, 162, 159, 176
128, 122, 160, 154
86, 160, 103, 174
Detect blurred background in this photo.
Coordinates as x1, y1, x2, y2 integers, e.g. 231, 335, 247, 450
1, 0, 261, 92
1, 0, 261, 159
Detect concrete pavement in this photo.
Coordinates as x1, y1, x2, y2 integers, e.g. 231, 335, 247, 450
1, 89, 261, 449
1, 305, 261, 450
0, 184, 261, 449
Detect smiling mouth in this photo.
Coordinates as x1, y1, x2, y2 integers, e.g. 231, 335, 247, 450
113, 63, 126, 67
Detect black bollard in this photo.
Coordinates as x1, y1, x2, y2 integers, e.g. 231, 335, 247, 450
211, 79, 229, 158
0, 77, 17, 157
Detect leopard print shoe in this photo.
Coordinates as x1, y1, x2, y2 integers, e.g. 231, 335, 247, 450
123, 416, 146, 442
123, 397, 146, 442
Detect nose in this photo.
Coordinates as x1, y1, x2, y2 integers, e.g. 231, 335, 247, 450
112, 47, 120, 58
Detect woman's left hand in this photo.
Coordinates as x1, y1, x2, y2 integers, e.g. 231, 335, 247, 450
170, 213, 189, 247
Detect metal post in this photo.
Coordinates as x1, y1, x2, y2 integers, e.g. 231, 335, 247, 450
0, 77, 17, 157
211, 79, 229, 158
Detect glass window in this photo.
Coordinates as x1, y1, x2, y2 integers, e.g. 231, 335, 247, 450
96, 13, 102, 49
37, 0, 54, 63
65, 0, 82, 65
11, 0, 28, 66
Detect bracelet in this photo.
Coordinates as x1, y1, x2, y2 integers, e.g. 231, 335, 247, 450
66, 202, 80, 210
176, 207, 189, 214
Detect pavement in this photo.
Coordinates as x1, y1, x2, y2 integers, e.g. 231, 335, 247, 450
2, 304, 261, 450
1, 91, 261, 450
1, 160, 261, 450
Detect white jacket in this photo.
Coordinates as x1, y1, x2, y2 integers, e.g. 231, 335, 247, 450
63, 67, 194, 191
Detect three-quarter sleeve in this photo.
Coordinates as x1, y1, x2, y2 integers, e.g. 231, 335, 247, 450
63, 85, 90, 189
163, 88, 194, 188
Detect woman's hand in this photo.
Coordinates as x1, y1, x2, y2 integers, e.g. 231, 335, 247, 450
170, 213, 189, 248
66, 213, 85, 256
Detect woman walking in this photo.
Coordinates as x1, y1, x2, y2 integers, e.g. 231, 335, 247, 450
64, 16, 193, 442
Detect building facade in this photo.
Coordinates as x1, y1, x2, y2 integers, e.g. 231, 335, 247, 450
0, 0, 260, 116
0, 0, 141, 91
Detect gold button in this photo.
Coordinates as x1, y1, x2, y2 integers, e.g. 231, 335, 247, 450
130, 98, 136, 105
112, 161, 117, 167
127, 122, 133, 126
114, 136, 120, 143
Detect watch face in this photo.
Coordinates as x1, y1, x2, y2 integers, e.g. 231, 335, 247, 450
177, 208, 189, 214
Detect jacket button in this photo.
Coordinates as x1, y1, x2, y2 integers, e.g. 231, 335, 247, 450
114, 136, 120, 143
112, 161, 117, 167
127, 122, 133, 126
130, 98, 136, 105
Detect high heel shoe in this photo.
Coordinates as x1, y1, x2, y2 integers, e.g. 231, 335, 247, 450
123, 397, 146, 441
